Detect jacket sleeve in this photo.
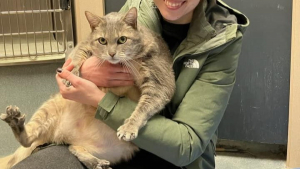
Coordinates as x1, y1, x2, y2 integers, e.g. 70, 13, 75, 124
95, 36, 243, 166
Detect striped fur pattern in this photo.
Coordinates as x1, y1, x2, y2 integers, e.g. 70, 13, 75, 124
0, 7, 175, 169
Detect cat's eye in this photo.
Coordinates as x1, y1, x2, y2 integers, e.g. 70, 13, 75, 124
117, 36, 127, 44
98, 37, 107, 45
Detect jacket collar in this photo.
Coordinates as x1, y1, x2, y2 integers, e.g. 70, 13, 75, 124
174, 0, 216, 57
135, 0, 249, 57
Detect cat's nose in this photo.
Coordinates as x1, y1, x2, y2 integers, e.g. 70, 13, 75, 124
109, 52, 115, 57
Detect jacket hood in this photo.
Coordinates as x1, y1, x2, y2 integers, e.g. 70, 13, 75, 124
206, 0, 249, 33
120, 0, 249, 58
173, 0, 249, 57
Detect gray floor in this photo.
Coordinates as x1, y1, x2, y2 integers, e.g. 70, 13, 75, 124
216, 140, 287, 169
216, 152, 286, 169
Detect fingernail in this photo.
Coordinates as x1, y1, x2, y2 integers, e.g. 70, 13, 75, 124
56, 68, 62, 73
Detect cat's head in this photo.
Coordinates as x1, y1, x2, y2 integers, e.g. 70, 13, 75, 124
85, 8, 144, 65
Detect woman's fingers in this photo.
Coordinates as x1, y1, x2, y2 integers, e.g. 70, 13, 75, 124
55, 67, 104, 107
63, 58, 74, 71
80, 56, 135, 87
56, 68, 81, 87
55, 73, 74, 94
63, 58, 72, 67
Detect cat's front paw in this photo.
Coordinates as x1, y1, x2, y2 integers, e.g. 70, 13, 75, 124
62, 79, 72, 87
96, 159, 112, 169
0, 105, 25, 128
62, 69, 80, 87
117, 119, 139, 141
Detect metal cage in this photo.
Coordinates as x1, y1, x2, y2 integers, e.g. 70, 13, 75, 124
0, 0, 74, 66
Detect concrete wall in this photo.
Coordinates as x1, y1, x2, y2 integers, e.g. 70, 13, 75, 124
0, 62, 63, 156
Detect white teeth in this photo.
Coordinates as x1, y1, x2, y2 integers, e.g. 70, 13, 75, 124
165, 0, 183, 8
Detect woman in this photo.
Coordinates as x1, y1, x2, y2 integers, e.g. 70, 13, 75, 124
13, 0, 249, 169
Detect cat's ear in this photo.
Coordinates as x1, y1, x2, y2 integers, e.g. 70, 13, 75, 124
85, 11, 103, 30
123, 7, 137, 29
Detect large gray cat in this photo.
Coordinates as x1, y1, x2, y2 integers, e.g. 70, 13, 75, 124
0, 7, 175, 169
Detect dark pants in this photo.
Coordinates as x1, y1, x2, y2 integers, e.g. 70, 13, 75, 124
12, 145, 181, 169
12, 145, 87, 169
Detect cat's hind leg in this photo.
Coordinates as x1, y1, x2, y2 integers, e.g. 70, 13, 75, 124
69, 145, 112, 169
0, 106, 31, 146
0, 105, 55, 167
0, 105, 54, 148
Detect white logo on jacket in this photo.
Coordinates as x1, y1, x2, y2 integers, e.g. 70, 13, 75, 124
183, 59, 199, 68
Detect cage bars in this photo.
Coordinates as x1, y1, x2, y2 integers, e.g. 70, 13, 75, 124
0, 0, 70, 62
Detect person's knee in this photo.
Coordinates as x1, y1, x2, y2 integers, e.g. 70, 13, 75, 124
12, 145, 86, 169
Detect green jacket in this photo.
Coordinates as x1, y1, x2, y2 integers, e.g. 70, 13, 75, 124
95, 0, 249, 168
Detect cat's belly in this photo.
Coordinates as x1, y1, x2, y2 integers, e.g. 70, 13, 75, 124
55, 101, 138, 163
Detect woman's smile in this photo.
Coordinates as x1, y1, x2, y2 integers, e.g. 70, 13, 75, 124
163, 0, 186, 10
154, 0, 200, 24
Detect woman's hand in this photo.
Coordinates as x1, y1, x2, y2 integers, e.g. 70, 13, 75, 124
80, 56, 134, 87
56, 59, 105, 107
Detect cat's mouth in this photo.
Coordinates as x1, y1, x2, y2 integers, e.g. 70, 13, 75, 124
107, 58, 120, 64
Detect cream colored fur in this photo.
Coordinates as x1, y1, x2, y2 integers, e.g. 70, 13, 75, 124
0, 94, 138, 169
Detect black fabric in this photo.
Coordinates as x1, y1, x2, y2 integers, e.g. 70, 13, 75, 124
159, 19, 190, 119
12, 146, 180, 169
112, 149, 181, 169
160, 19, 190, 55
12, 145, 87, 169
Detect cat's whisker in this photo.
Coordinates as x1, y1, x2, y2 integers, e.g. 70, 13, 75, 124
124, 60, 141, 78
121, 61, 133, 74
118, 61, 128, 73
96, 58, 105, 68
118, 52, 141, 77
120, 61, 133, 74
80, 58, 105, 79
126, 64, 138, 78
121, 62, 131, 74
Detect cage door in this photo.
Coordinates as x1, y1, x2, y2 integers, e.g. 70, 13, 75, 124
0, 0, 74, 66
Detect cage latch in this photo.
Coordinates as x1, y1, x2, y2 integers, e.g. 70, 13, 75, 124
60, 0, 71, 10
